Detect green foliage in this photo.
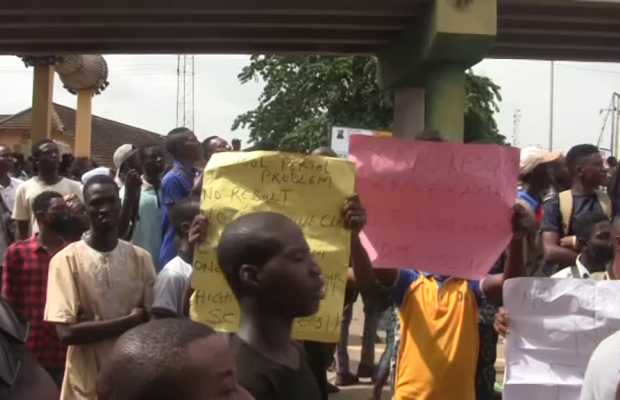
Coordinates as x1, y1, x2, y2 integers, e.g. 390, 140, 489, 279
233, 55, 505, 152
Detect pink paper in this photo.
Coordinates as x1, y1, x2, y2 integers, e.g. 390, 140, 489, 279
349, 135, 520, 280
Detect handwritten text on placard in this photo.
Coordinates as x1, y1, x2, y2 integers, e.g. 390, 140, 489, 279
503, 278, 620, 400
190, 151, 355, 342
348, 135, 519, 279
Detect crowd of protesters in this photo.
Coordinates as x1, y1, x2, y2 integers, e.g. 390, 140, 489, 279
0, 128, 618, 400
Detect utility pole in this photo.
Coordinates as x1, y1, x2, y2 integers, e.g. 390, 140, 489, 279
611, 95, 616, 158
176, 54, 195, 130
512, 108, 522, 147
548, 61, 555, 151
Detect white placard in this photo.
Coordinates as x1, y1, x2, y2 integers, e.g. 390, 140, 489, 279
330, 126, 392, 159
503, 277, 620, 400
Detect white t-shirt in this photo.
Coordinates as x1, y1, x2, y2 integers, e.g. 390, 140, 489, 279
12, 176, 82, 234
152, 256, 192, 317
580, 329, 620, 400
0, 176, 23, 213
551, 256, 591, 279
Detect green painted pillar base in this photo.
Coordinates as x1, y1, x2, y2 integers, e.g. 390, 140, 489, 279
425, 64, 466, 143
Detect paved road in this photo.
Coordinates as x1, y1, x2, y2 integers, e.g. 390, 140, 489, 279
328, 299, 506, 399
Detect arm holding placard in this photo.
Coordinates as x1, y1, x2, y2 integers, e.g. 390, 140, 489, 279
343, 194, 397, 291
493, 306, 509, 336
479, 205, 535, 303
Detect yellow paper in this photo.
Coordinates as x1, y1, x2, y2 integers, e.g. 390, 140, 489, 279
190, 151, 355, 342
371, 130, 393, 137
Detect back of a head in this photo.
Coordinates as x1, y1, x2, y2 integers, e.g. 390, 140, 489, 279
565, 144, 599, 174
244, 140, 279, 152
311, 147, 338, 158
217, 212, 294, 297
609, 156, 618, 168
32, 191, 63, 215
165, 127, 191, 158
31, 138, 55, 158
97, 319, 215, 400
202, 136, 219, 159
171, 196, 201, 238
574, 211, 609, 242
469, 139, 496, 145
414, 130, 446, 142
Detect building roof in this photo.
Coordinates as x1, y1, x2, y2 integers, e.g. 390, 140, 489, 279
0, 108, 66, 133
0, 103, 164, 168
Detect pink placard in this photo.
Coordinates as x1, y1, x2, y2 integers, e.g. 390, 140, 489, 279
349, 135, 520, 280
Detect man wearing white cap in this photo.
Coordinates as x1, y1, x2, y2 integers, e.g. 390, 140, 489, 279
81, 167, 111, 187
516, 147, 562, 276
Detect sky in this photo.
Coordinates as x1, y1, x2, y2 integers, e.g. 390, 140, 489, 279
0, 54, 619, 154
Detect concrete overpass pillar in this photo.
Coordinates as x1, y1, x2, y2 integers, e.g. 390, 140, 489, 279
394, 87, 425, 139
31, 63, 55, 144
377, 0, 497, 143
74, 89, 94, 157
426, 64, 466, 142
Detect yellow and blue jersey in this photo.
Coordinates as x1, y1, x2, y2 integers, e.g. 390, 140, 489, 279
390, 269, 483, 400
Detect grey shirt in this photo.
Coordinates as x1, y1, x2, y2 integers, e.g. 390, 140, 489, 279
152, 256, 192, 316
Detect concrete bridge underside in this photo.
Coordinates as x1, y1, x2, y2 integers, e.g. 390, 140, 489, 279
4, 0, 620, 146
2, 0, 620, 62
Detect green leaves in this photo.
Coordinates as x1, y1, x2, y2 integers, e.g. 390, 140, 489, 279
233, 56, 505, 152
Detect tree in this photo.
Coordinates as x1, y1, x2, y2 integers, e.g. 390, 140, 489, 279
232, 55, 505, 152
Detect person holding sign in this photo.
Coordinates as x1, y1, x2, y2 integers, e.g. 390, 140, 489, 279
494, 210, 615, 337
346, 195, 533, 400
152, 196, 207, 318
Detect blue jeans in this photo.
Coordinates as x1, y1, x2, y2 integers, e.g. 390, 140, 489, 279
336, 291, 379, 376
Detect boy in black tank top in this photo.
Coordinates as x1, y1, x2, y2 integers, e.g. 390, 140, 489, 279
217, 212, 324, 400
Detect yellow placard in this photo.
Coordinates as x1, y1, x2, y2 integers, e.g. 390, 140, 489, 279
371, 130, 393, 138
190, 151, 355, 342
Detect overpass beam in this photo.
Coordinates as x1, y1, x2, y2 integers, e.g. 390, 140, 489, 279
378, 0, 497, 142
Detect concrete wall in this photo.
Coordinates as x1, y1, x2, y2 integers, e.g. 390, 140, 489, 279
0, 128, 73, 156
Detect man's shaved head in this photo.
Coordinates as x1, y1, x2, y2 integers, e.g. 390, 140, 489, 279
97, 319, 219, 400
217, 212, 296, 296
311, 147, 338, 158
217, 211, 324, 318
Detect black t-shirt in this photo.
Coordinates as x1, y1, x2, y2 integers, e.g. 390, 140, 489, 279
540, 193, 609, 236
230, 335, 322, 400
